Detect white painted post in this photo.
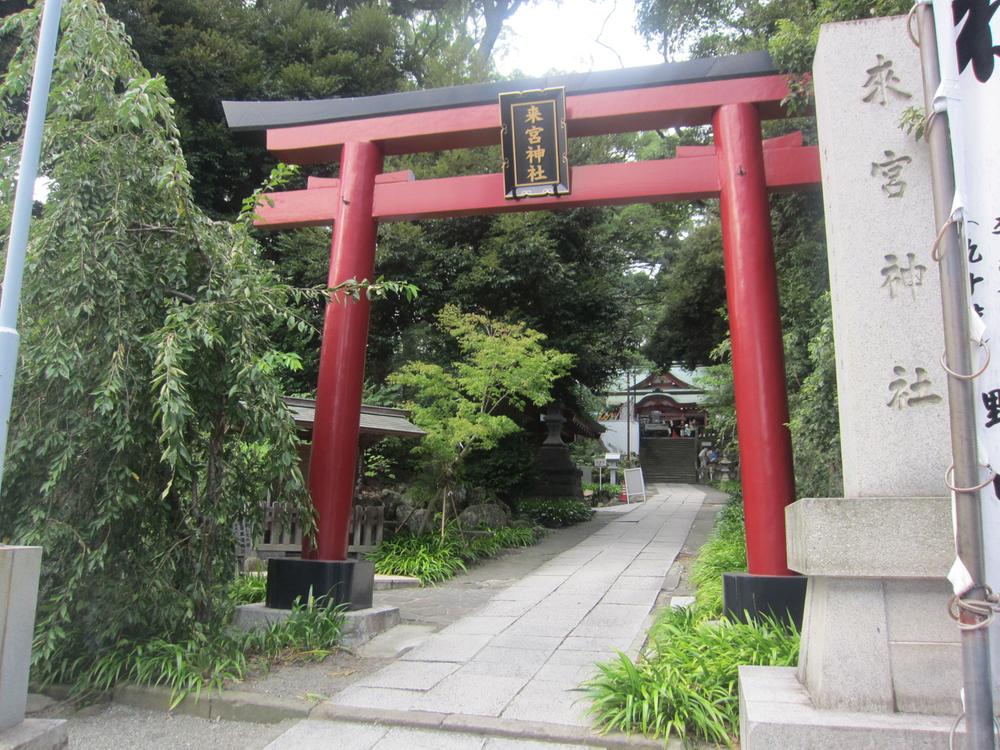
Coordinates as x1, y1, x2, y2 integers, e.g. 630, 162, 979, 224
0, 3, 66, 746
0, 546, 42, 732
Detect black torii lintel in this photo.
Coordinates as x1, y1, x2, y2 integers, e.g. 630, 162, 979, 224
222, 51, 777, 132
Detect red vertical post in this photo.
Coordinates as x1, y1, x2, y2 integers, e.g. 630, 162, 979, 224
713, 103, 795, 576
308, 141, 383, 560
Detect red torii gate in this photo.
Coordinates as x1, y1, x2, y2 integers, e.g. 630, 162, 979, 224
225, 53, 821, 592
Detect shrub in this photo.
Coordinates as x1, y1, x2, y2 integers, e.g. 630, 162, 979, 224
586, 608, 798, 745
582, 482, 622, 495
465, 525, 539, 561
368, 523, 542, 584
228, 574, 267, 605
83, 596, 345, 707
582, 482, 622, 504
459, 431, 539, 501
490, 525, 539, 548
517, 498, 593, 528
690, 497, 747, 616
368, 532, 468, 584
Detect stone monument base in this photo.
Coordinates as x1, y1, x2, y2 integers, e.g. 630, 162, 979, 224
739, 497, 965, 749
532, 444, 582, 498
0, 719, 67, 750
740, 667, 960, 750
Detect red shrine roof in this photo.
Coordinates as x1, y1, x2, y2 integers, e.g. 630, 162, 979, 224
633, 371, 693, 391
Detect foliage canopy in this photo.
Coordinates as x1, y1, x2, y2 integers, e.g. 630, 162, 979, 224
390, 306, 572, 531
0, 0, 389, 689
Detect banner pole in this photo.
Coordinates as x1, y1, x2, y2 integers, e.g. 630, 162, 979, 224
0, 0, 63, 500
916, 6, 995, 747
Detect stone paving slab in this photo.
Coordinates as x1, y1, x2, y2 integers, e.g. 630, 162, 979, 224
399, 633, 493, 662
412, 673, 528, 716
500, 681, 591, 726
457, 658, 542, 680
327, 484, 706, 732
302, 705, 672, 749
440, 615, 519, 636
252, 485, 705, 750
355, 659, 460, 691
470, 646, 552, 669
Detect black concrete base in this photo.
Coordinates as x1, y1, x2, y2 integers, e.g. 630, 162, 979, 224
723, 572, 807, 629
265, 558, 374, 611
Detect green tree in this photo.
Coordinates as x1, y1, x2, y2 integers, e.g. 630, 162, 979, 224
636, 0, 911, 76
645, 215, 728, 369
90, 0, 530, 219
634, 0, 878, 496
0, 0, 403, 689
369, 132, 674, 397
370, 206, 646, 395
389, 306, 572, 536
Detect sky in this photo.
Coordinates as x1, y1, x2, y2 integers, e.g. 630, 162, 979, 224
493, 0, 665, 78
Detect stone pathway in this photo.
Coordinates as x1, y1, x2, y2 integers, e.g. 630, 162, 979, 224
263, 483, 710, 749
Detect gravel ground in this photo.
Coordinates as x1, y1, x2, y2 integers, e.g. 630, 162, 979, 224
237, 650, 393, 701
65, 704, 296, 750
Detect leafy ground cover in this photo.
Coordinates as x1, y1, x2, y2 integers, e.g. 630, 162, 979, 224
80, 596, 345, 708
517, 498, 594, 528
582, 482, 624, 505
585, 483, 798, 747
229, 573, 267, 605
368, 523, 541, 584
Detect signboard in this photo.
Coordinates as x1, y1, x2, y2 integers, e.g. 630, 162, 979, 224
499, 87, 570, 199
594, 458, 607, 468
623, 467, 646, 503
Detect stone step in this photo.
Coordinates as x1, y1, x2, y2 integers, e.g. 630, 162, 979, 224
232, 603, 401, 649
740, 666, 958, 750
639, 437, 698, 485
374, 574, 420, 590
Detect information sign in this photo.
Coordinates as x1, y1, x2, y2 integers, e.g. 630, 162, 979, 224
623, 467, 647, 503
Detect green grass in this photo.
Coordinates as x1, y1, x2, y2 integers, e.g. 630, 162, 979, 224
367, 523, 542, 584
83, 595, 345, 707
585, 483, 798, 747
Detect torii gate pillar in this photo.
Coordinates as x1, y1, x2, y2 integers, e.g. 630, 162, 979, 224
309, 140, 382, 560
714, 103, 796, 576
224, 55, 822, 606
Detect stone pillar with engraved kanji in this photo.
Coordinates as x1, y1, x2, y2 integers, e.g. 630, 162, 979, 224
739, 16, 971, 749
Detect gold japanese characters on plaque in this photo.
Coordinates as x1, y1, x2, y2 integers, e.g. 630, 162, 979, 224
499, 87, 570, 199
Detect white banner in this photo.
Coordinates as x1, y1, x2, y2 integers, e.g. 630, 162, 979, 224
931, 0, 1000, 465
931, 0, 1000, 684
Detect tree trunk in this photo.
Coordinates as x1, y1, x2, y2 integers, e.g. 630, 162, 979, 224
477, 0, 525, 62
